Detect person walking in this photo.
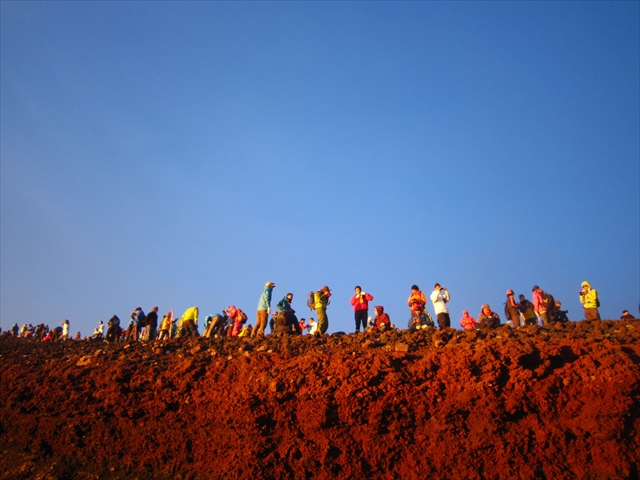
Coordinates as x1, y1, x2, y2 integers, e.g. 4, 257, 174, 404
350, 286, 373, 333
430, 284, 451, 329
253, 282, 275, 337
314, 286, 331, 335
579, 281, 601, 320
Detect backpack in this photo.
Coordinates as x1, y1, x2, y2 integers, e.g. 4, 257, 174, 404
596, 293, 601, 308
541, 292, 555, 311
236, 309, 247, 324
504, 302, 510, 320
307, 291, 316, 311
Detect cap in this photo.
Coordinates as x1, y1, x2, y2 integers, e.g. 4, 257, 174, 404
265, 281, 276, 288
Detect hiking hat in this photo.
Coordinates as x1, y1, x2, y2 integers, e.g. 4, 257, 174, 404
322, 285, 331, 292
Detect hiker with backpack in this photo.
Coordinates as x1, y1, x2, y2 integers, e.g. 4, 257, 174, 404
430, 284, 451, 329
532, 286, 552, 326
313, 286, 331, 335
350, 286, 374, 333
252, 282, 275, 337
505, 290, 521, 327
579, 281, 601, 320
227, 305, 247, 336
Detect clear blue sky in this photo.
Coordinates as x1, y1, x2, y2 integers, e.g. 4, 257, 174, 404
2, 1, 638, 335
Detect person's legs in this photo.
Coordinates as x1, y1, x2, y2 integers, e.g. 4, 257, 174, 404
354, 310, 367, 332
539, 311, 549, 326
584, 308, 600, 321
253, 310, 268, 336
316, 308, 328, 334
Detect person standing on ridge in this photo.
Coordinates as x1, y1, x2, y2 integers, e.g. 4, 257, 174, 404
518, 294, 538, 326
579, 281, 601, 320
130, 308, 146, 341
532, 286, 549, 326
60, 319, 70, 341
253, 282, 275, 337
314, 286, 331, 335
505, 290, 520, 327
146, 306, 159, 341
430, 284, 451, 329
350, 286, 373, 333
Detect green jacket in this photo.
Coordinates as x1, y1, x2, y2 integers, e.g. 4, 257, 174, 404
314, 290, 329, 310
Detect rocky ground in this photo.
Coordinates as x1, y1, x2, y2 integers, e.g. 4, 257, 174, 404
1, 319, 639, 479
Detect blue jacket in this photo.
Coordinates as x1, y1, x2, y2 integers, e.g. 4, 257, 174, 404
257, 286, 273, 311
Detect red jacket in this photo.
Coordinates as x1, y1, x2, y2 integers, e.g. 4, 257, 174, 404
350, 293, 373, 312
375, 313, 391, 329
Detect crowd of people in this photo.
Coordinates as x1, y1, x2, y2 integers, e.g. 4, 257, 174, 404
3, 280, 636, 342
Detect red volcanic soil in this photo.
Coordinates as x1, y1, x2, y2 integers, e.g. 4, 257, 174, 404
1, 320, 639, 479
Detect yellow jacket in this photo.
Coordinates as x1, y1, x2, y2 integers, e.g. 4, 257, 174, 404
182, 306, 199, 323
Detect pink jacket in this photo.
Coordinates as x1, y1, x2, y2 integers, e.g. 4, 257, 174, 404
460, 316, 476, 330
350, 293, 373, 312
532, 290, 546, 313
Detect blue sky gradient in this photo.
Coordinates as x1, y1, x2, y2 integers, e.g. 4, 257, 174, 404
2, 1, 638, 335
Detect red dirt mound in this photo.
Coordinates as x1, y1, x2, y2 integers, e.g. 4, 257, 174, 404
1, 320, 639, 479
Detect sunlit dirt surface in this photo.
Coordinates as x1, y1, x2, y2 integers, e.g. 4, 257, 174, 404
1, 320, 639, 479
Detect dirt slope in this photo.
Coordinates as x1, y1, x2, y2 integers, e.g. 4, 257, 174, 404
1, 320, 639, 479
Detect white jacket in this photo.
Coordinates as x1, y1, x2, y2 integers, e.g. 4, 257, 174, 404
430, 289, 450, 315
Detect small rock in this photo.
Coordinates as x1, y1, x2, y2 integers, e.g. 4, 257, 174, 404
190, 345, 202, 355
395, 343, 409, 352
